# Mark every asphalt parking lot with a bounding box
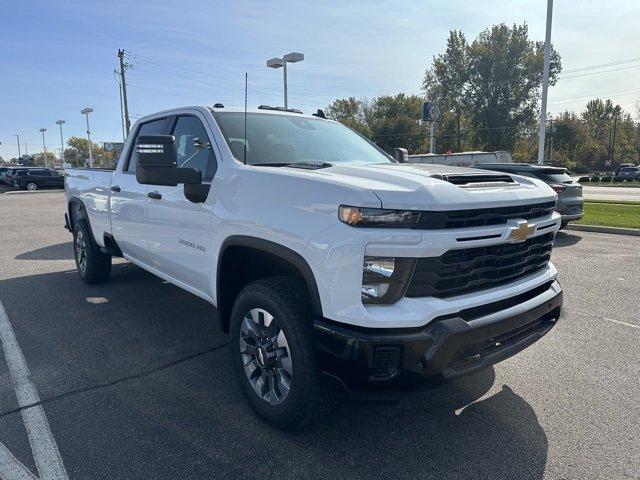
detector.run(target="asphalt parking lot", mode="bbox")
[0,190,638,480]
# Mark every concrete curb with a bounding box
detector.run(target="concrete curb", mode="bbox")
[566,224,640,237]
[3,189,64,195]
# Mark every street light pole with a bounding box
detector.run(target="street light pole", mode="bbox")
[81,107,94,167]
[537,0,554,165]
[267,52,304,109]
[16,134,21,159]
[39,128,47,168]
[55,120,66,166]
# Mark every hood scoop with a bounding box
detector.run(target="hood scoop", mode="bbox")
[430,173,516,188]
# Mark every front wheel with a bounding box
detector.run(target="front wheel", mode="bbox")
[73,219,111,284]
[230,277,332,429]
[26,182,38,191]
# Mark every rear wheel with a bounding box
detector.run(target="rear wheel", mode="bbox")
[230,277,332,429]
[26,182,38,191]
[73,219,111,284]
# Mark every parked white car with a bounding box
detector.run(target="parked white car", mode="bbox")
[65,105,563,428]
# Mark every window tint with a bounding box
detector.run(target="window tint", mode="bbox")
[30,169,50,176]
[532,170,572,183]
[171,116,216,180]
[126,118,166,173]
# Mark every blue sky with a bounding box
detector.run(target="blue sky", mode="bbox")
[1,0,639,159]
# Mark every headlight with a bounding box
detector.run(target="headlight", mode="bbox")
[362,256,416,304]
[339,205,420,228]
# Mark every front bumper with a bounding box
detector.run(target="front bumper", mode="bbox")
[315,281,562,396]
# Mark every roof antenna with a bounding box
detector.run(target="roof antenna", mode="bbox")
[243,72,248,165]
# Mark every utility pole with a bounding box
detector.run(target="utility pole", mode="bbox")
[39,128,47,168]
[56,120,66,166]
[537,0,554,165]
[118,49,131,136]
[16,134,21,159]
[611,116,618,168]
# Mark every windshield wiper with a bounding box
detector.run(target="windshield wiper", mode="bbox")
[252,161,333,170]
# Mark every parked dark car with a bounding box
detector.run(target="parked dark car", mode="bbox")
[12,168,64,190]
[4,167,38,185]
[475,163,584,228]
[615,163,637,176]
[617,166,640,179]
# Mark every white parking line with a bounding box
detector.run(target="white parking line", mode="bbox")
[568,309,640,330]
[0,300,68,480]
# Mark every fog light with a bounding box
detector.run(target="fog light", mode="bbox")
[362,256,415,304]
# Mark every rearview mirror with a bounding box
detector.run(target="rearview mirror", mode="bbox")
[135,135,202,186]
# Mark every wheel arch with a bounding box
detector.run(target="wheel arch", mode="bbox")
[67,197,87,230]
[216,236,323,332]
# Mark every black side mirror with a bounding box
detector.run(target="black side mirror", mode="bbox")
[136,135,202,186]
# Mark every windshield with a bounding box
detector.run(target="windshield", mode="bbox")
[213,112,392,166]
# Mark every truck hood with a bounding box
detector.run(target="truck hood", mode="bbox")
[281,162,557,210]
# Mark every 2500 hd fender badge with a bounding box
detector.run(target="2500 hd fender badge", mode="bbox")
[179,239,206,252]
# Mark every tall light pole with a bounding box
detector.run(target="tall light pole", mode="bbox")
[537,0,554,165]
[55,120,66,166]
[39,128,48,167]
[267,52,304,109]
[16,134,21,159]
[81,107,94,167]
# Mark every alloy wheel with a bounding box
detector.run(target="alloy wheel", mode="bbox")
[75,230,87,273]
[239,308,293,405]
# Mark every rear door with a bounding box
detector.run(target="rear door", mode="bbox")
[29,169,51,187]
[145,112,217,297]
[110,117,168,264]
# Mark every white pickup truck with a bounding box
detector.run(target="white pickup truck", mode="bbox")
[65,105,563,429]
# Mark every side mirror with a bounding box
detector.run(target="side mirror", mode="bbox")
[393,148,408,163]
[136,135,202,186]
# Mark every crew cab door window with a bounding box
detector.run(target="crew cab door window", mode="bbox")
[171,116,217,180]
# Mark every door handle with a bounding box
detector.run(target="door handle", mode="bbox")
[110,185,121,192]
[148,191,162,200]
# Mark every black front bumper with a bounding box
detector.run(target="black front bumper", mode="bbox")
[315,281,563,396]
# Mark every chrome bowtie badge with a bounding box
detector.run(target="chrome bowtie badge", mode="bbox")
[508,220,536,242]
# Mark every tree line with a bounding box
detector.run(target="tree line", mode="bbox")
[325,23,639,173]
[2,137,119,169]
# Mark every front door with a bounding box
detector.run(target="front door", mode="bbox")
[110,117,167,263]
[145,113,217,298]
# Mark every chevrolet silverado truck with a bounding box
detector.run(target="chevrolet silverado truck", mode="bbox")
[65,105,563,429]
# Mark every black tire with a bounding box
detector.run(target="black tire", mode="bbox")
[230,277,332,429]
[26,182,38,191]
[560,221,569,230]
[73,218,111,284]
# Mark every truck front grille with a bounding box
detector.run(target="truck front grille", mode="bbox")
[415,201,556,230]
[405,232,554,298]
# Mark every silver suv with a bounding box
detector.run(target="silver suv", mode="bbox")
[475,163,583,228]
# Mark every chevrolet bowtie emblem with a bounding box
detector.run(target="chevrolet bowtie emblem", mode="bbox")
[508,221,536,242]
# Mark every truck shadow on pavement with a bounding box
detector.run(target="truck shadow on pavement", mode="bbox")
[15,241,75,260]
[553,231,582,248]
[0,262,548,480]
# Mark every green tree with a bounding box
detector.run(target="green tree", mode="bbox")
[325,97,371,137]
[326,94,428,154]
[64,137,115,168]
[423,23,562,152]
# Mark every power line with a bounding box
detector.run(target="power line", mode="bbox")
[559,63,640,80]
[562,56,640,74]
